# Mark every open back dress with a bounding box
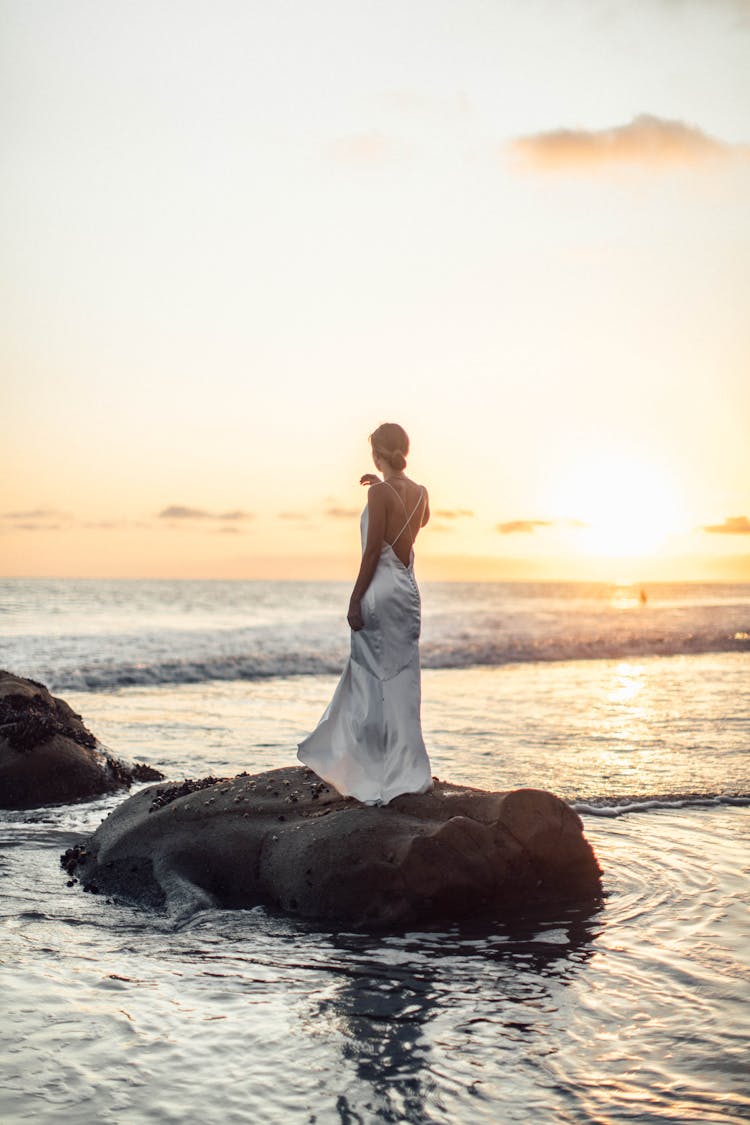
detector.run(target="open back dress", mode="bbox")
[297,485,433,805]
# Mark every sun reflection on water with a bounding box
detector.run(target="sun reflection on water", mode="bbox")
[594,662,656,783]
[607,662,646,706]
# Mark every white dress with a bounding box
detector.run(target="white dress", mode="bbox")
[298,488,433,805]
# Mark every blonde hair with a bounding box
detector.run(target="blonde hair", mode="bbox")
[369,423,409,471]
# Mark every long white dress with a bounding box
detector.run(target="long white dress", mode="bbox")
[297,490,433,805]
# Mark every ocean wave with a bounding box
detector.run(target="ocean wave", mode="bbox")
[38,628,750,691]
[46,652,346,692]
[421,628,750,669]
[571,792,750,817]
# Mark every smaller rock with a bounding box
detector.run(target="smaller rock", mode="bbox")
[0,671,164,809]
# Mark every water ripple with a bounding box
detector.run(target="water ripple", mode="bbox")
[4,809,745,1122]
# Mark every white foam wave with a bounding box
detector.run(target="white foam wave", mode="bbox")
[571,793,750,817]
[39,628,749,692]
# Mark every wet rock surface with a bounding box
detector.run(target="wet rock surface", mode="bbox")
[0,671,163,809]
[62,765,602,928]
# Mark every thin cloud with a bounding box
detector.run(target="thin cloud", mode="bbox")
[1,507,73,532]
[2,507,66,520]
[8,521,62,531]
[325,506,359,519]
[158,505,253,522]
[434,509,475,519]
[81,519,152,531]
[329,131,399,166]
[2,512,148,533]
[158,505,213,520]
[496,518,588,534]
[703,515,750,535]
[509,114,747,171]
[497,519,553,534]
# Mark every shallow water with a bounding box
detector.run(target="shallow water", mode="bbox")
[1,807,748,1124]
[56,652,750,803]
[1,580,749,1122]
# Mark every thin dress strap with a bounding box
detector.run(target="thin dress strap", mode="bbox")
[382,483,424,548]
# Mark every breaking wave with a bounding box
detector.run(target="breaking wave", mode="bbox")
[571,791,750,817]
[33,626,750,692]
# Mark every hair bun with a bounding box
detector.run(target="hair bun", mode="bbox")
[369,423,410,472]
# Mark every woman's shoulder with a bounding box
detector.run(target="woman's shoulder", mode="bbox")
[402,479,429,518]
[366,480,389,506]
[370,477,428,502]
[400,478,428,500]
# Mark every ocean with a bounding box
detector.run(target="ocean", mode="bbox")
[1,578,749,1123]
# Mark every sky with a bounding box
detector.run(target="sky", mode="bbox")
[2,0,749,581]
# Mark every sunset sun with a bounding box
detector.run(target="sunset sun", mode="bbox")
[557,457,681,558]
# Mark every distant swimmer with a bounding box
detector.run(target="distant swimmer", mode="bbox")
[639,588,648,606]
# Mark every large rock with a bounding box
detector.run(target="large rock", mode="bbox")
[61,765,602,927]
[0,671,163,809]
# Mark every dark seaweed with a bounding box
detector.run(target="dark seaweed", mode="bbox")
[0,692,97,753]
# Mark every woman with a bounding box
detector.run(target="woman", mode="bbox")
[298,423,433,805]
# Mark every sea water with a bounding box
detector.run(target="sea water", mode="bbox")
[1,579,749,1123]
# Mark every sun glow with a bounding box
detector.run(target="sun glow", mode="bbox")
[555,457,682,558]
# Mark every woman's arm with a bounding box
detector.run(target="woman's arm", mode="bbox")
[347,485,387,631]
[421,488,430,528]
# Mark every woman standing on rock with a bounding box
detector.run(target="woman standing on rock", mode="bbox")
[298,423,433,805]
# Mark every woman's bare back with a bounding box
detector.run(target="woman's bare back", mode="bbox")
[376,478,429,566]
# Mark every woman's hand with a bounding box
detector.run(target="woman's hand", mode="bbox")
[347,598,364,631]
[359,473,380,487]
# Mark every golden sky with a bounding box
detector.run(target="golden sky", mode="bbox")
[2,0,749,581]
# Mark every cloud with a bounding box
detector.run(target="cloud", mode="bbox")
[158,505,253,522]
[1,511,149,533]
[509,114,747,171]
[8,521,63,531]
[77,519,152,531]
[1,507,74,532]
[278,511,309,521]
[496,518,588,534]
[158,505,212,519]
[329,131,399,166]
[434,509,475,519]
[4,505,263,535]
[325,506,359,519]
[703,515,750,535]
[497,519,553,534]
[2,507,66,520]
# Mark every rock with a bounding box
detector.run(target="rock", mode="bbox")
[0,671,164,809]
[62,765,602,928]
